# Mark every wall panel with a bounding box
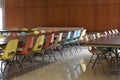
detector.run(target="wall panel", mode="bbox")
[6,8,25,29]
[47,0,64,6]
[70,0,94,5]
[46,7,64,26]
[94,5,110,31]
[6,0,24,8]
[24,0,46,7]
[109,5,120,29]
[5,0,120,31]
[83,6,95,31]
[25,8,46,28]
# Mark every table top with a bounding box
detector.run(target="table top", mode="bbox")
[0,30,71,45]
[0,30,33,33]
[81,34,120,48]
[0,35,31,45]
[0,28,84,46]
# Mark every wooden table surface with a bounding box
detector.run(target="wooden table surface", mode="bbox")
[81,33,120,48]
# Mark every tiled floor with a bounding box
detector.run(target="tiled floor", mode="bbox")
[1,47,120,80]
